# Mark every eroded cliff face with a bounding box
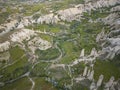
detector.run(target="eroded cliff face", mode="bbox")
[96,8,120,60]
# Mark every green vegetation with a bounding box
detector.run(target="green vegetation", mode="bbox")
[69,20,105,54]
[94,60,120,82]
[48,66,71,89]
[0,56,29,82]
[55,77,71,89]
[39,33,53,42]
[33,77,57,90]
[30,62,49,77]
[0,12,9,24]
[83,9,109,20]
[72,79,90,90]
[36,47,60,60]
[0,5,19,24]
[0,77,32,90]
[48,67,70,80]
[71,62,86,77]
[9,46,25,61]
[59,41,80,64]
[50,0,84,11]
[23,3,48,16]
[112,54,120,66]
[26,23,65,34]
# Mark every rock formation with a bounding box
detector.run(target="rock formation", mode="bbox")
[96,75,104,88]
[0,41,10,52]
[10,29,36,42]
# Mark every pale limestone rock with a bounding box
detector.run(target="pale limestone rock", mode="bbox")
[28,37,52,53]
[108,29,120,37]
[37,13,59,24]
[87,69,91,77]
[89,48,98,57]
[57,8,82,22]
[1,8,7,12]
[22,18,31,26]
[102,13,119,26]
[17,22,24,29]
[17,18,31,29]
[97,75,104,87]
[0,20,18,35]
[0,41,10,52]
[83,66,88,77]
[110,85,116,90]
[90,81,96,90]
[111,6,120,12]
[80,49,85,57]
[0,51,10,61]
[105,76,115,89]
[105,46,120,59]
[88,70,94,80]
[96,30,105,42]
[10,29,36,42]
[108,38,120,46]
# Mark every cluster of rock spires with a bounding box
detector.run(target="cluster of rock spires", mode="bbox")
[0,0,119,36]
[10,29,35,42]
[72,47,120,90]
[72,48,98,66]
[0,29,52,54]
[36,0,120,23]
[96,9,120,60]
[0,0,119,56]
[48,47,120,90]
[79,66,120,90]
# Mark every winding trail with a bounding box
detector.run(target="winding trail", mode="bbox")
[1,54,26,70]
[28,76,35,90]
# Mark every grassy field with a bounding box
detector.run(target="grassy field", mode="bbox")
[48,66,71,89]
[0,77,32,90]
[0,12,10,24]
[36,47,60,60]
[33,77,57,90]
[94,60,120,82]
[69,20,104,54]
[0,56,29,82]
[59,41,80,64]
[26,23,65,34]
[39,33,53,42]
[9,46,25,61]
[23,3,49,16]
[71,62,86,77]
[50,0,84,11]
[30,62,49,77]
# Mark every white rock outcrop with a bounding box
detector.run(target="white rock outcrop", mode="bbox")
[105,76,115,89]
[88,70,94,81]
[0,20,19,36]
[96,75,104,88]
[80,49,85,57]
[0,51,10,62]
[10,29,36,42]
[0,41,10,52]
[28,37,52,53]
[83,66,88,77]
